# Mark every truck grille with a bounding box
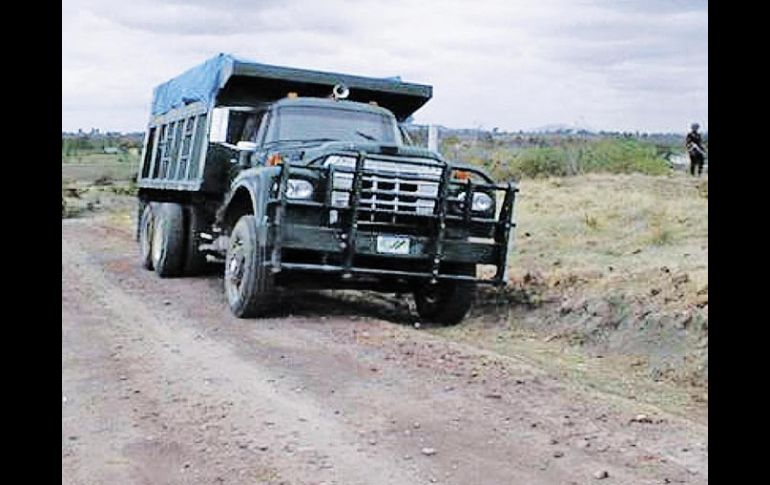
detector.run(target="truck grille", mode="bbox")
[330,159,442,216]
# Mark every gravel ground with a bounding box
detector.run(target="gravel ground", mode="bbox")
[62,215,707,484]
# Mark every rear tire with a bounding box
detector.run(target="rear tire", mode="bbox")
[413,264,476,326]
[152,203,185,277]
[224,215,275,318]
[138,203,155,270]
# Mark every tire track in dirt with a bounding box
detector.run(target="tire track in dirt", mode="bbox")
[62,216,707,484]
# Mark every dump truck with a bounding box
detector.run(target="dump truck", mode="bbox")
[137,53,517,324]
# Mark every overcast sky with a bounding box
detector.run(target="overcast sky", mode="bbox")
[62,0,707,133]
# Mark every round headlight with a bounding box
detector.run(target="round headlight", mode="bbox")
[471,192,494,212]
[457,191,494,212]
[286,179,314,199]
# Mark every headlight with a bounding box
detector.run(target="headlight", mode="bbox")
[471,192,494,212]
[286,179,314,199]
[457,192,494,212]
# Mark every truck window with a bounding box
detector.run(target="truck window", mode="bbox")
[226,111,248,144]
[265,106,400,145]
[211,108,267,145]
[398,125,415,146]
[238,111,265,143]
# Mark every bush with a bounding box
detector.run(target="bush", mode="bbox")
[453,138,670,181]
[512,147,571,178]
[579,139,668,176]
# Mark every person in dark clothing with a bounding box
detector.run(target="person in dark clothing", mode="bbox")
[685,123,706,176]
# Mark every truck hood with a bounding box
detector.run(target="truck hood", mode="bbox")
[270,140,445,166]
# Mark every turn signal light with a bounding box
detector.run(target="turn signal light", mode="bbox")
[267,153,283,166]
[453,170,470,181]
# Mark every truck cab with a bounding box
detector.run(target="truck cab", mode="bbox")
[137,54,517,324]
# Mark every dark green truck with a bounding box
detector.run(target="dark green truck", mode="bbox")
[137,54,517,324]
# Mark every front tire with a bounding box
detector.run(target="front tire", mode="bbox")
[413,265,476,326]
[224,215,275,318]
[152,203,185,277]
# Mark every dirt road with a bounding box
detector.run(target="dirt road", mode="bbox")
[62,215,707,485]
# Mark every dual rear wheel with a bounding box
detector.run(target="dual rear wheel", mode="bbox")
[138,202,208,277]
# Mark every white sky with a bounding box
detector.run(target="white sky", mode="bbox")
[62,0,708,133]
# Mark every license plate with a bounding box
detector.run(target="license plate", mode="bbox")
[376,235,410,255]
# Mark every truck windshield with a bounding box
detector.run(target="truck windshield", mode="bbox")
[265,106,400,145]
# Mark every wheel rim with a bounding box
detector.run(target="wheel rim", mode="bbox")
[225,235,246,303]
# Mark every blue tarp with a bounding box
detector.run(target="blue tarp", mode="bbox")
[150,53,432,120]
[151,53,234,116]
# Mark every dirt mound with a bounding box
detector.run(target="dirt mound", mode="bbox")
[467,173,709,391]
[472,268,708,390]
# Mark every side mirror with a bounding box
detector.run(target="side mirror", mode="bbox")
[209,108,229,143]
[236,141,257,167]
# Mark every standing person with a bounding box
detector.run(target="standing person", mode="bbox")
[685,123,706,176]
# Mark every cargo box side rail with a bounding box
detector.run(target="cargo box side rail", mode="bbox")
[265,151,517,285]
[138,102,211,192]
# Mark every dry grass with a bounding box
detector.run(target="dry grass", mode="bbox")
[62,153,138,184]
[509,172,708,308]
[62,163,137,184]
[432,172,709,413]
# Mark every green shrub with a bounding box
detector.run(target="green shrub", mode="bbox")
[512,147,571,178]
[452,138,670,181]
